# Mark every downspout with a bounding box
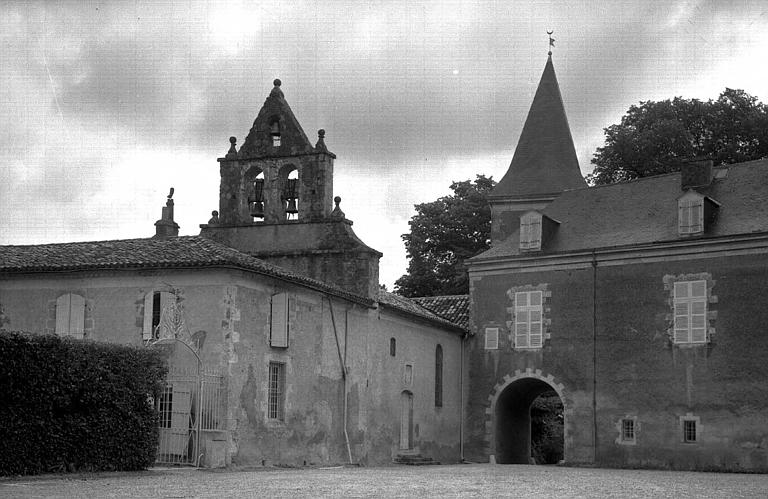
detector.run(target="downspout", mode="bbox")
[591,250,598,464]
[460,331,467,462]
[328,297,353,464]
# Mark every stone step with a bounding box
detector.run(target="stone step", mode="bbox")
[393,454,439,466]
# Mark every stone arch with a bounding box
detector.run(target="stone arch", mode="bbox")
[484,368,570,464]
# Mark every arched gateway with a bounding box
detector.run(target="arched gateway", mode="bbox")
[486,369,568,464]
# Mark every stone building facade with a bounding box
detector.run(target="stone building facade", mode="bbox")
[465,54,768,472]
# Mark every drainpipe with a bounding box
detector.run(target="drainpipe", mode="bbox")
[459,332,464,461]
[591,250,598,464]
[328,297,353,464]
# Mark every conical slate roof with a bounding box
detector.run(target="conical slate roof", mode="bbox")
[491,55,586,199]
[238,79,317,159]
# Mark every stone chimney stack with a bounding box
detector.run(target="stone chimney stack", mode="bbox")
[681,158,714,190]
[154,187,180,239]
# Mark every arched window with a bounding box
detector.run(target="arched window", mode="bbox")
[435,344,443,407]
[390,337,396,356]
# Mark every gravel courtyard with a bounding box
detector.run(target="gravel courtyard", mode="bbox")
[2,464,767,498]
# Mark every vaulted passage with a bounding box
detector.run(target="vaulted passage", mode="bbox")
[495,378,563,464]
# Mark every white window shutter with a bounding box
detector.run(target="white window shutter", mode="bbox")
[143,292,154,340]
[69,294,85,339]
[484,327,499,349]
[271,293,289,347]
[55,294,72,336]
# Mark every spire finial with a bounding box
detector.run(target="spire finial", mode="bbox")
[547,30,555,56]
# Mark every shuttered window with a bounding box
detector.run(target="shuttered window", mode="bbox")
[270,293,289,348]
[484,327,499,350]
[143,291,175,341]
[520,213,542,250]
[678,198,704,234]
[515,291,543,349]
[673,280,707,344]
[55,293,85,338]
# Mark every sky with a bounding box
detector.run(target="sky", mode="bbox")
[1,0,767,289]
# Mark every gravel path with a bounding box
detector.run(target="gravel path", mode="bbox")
[2,464,767,498]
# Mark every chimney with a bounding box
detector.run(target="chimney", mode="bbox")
[154,187,180,238]
[681,158,714,190]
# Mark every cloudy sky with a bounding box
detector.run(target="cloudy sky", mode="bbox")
[2,1,767,288]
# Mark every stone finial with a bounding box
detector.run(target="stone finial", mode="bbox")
[330,196,345,220]
[208,210,220,225]
[270,78,284,97]
[315,129,328,152]
[226,136,238,158]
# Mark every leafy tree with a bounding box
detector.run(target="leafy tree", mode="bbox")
[587,88,768,185]
[395,175,495,297]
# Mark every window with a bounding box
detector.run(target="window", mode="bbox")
[55,293,85,338]
[514,291,543,349]
[270,293,289,348]
[268,362,286,421]
[673,280,707,344]
[678,194,704,235]
[621,418,636,444]
[484,327,499,350]
[683,419,697,443]
[390,337,396,356]
[143,291,175,341]
[435,345,443,408]
[403,364,413,386]
[520,212,542,251]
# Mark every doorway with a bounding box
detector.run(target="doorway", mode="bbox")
[494,377,564,464]
[399,391,413,450]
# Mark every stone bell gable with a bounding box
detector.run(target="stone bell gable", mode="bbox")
[201,79,381,299]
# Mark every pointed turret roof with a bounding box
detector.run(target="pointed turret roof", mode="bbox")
[491,55,586,199]
[238,79,319,159]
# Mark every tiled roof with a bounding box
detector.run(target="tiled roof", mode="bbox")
[490,55,586,200]
[378,291,468,333]
[411,295,470,330]
[0,236,372,306]
[475,159,768,260]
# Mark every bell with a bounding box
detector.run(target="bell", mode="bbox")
[286,198,298,215]
[249,201,264,218]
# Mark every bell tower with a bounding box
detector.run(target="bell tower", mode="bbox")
[200,79,381,299]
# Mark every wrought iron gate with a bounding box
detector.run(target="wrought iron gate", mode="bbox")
[155,367,225,466]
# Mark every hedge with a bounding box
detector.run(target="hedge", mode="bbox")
[0,330,167,476]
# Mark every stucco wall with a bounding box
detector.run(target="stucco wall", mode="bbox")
[0,268,464,467]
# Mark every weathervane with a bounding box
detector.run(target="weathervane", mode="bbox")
[547,30,555,55]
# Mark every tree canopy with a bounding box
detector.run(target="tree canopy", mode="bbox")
[394,175,495,298]
[587,88,768,185]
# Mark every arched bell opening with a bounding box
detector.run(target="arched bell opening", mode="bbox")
[279,165,300,220]
[245,167,265,222]
[494,377,564,464]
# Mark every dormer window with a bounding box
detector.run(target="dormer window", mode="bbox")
[678,190,720,236]
[678,192,703,235]
[520,212,542,251]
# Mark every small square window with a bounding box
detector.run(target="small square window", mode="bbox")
[683,419,697,443]
[272,135,281,147]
